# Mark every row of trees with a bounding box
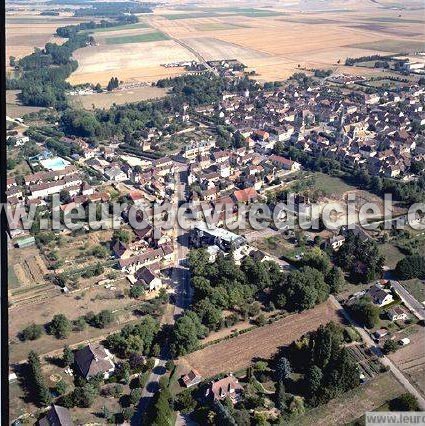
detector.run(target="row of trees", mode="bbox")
[20,310,115,342]
[56,15,139,38]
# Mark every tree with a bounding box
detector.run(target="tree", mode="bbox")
[129,388,142,405]
[130,285,145,299]
[275,267,330,312]
[121,406,134,421]
[27,351,52,406]
[112,229,130,243]
[171,311,207,356]
[325,266,345,294]
[301,248,332,275]
[288,395,305,416]
[9,55,16,67]
[56,379,68,395]
[383,339,399,354]
[21,323,43,341]
[62,345,74,367]
[276,356,292,382]
[395,255,425,280]
[390,393,420,411]
[115,362,131,384]
[350,297,380,328]
[92,310,114,328]
[370,176,383,194]
[305,365,323,399]
[72,383,99,408]
[194,298,222,329]
[47,314,72,339]
[73,317,86,332]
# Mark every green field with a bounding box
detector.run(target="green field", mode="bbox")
[104,31,169,44]
[312,172,357,196]
[379,243,404,269]
[86,22,150,33]
[401,279,425,303]
[163,12,216,20]
[346,39,425,53]
[364,17,424,23]
[163,7,284,20]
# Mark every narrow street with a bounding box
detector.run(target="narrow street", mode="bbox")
[133,166,191,424]
[329,295,425,410]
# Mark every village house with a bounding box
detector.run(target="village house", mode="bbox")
[135,265,162,291]
[366,284,394,307]
[38,404,73,426]
[181,369,202,388]
[74,344,115,380]
[205,375,244,404]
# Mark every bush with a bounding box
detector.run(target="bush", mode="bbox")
[130,285,145,299]
[390,393,420,411]
[383,339,399,354]
[349,298,380,328]
[47,314,72,339]
[21,323,43,341]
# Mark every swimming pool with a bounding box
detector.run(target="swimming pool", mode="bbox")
[40,157,71,171]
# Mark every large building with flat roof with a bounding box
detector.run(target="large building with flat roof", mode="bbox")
[191,222,247,252]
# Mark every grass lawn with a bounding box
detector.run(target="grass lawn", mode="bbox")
[400,279,425,303]
[86,22,149,33]
[254,235,302,261]
[379,243,404,269]
[104,31,169,44]
[311,172,357,196]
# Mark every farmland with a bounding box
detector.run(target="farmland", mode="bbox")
[62,1,425,85]
[5,14,86,65]
[69,85,169,109]
[180,299,344,378]
[104,31,169,45]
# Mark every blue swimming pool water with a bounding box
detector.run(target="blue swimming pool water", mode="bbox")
[40,157,70,171]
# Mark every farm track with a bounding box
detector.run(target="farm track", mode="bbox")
[148,19,219,76]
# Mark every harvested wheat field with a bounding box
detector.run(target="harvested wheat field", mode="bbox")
[68,39,197,85]
[70,85,169,109]
[180,299,345,378]
[5,14,87,64]
[67,1,425,84]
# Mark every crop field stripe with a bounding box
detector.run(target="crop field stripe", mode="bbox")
[85,22,150,33]
[104,31,170,45]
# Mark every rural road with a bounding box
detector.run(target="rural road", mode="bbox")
[390,280,425,321]
[133,168,191,423]
[329,295,425,410]
[148,19,219,77]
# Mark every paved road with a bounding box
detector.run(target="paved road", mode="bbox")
[391,280,425,321]
[329,295,425,410]
[133,169,191,424]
